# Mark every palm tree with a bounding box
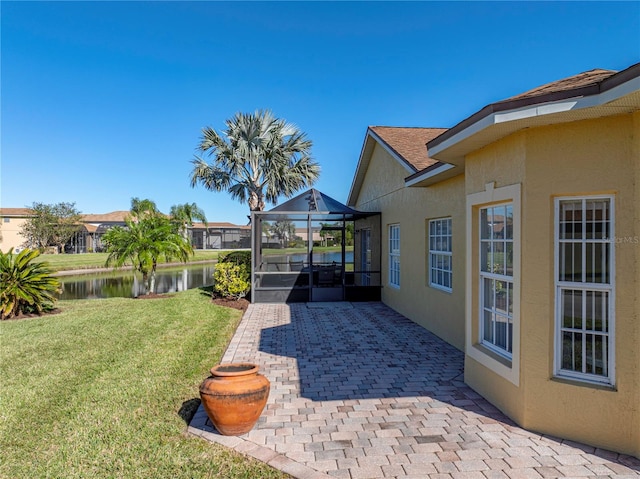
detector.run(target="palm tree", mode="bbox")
[190,110,321,212]
[102,215,193,295]
[270,220,295,248]
[169,202,207,241]
[130,197,159,219]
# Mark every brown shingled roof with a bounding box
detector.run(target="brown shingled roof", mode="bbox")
[0,208,33,216]
[504,68,618,102]
[81,211,131,223]
[369,126,447,172]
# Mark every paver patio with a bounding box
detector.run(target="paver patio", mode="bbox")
[188,302,640,479]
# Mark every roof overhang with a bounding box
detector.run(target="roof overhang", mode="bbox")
[427,63,640,165]
[405,162,460,187]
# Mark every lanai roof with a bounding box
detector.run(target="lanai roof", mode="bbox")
[258,188,375,221]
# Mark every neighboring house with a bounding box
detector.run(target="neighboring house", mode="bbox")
[0,208,32,252]
[0,209,250,253]
[347,63,640,457]
[78,211,131,252]
[190,222,251,250]
[294,226,331,245]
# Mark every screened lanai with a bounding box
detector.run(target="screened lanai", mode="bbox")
[251,189,381,303]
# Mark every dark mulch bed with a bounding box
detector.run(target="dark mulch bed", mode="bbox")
[211,294,250,312]
[134,290,249,312]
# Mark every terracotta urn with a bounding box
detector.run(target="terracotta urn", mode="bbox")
[199,363,270,436]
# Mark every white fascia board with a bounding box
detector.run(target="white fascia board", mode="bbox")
[405,163,457,187]
[428,113,496,159]
[430,76,640,159]
[494,100,579,123]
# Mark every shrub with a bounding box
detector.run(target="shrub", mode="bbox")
[213,262,250,300]
[218,250,251,269]
[0,248,61,319]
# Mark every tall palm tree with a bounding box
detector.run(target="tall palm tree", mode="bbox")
[190,110,321,212]
[102,215,193,295]
[169,202,207,241]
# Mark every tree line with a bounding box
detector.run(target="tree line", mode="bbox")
[17,200,207,255]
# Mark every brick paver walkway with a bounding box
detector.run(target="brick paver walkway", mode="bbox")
[188,302,640,479]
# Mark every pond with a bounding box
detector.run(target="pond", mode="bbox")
[263,250,354,265]
[57,263,217,300]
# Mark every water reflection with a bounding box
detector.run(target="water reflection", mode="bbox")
[57,263,217,300]
[263,251,354,264]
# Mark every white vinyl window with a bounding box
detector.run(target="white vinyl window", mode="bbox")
[479,203,514,358]
[555,196,614,385]
[388,224,400,288]
[429,218,452,292]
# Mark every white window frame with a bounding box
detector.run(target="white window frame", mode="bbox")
[554,195,615,386]
[388,224,400,288]
[429,217,453,292]
[466,182,521,386]
[479,203,514,359]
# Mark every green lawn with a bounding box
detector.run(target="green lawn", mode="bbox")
[34,250,228,272]
[0,289,289,479]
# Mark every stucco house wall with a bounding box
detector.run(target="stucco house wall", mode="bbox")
[463,114,639,455]
[349,63,639,456]
[0,209,31,253]
[522,114,638,454]
[353,140,467,351]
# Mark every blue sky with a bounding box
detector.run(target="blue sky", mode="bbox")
[2,1,639,225]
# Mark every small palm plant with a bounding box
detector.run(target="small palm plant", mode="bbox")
[0,248,61,319]
[102,214,193,295]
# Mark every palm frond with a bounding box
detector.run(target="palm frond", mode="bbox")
[191,109,320,211]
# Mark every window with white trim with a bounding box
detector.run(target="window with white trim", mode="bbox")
[479,203,514,358]
[429,218,452,292]
[388,224,400,288]
[555,196,614,385]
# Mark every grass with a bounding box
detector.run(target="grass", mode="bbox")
[0,289,290,479]
[34,250,228,272]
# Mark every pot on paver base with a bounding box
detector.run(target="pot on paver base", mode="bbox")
[199,363,270,436]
